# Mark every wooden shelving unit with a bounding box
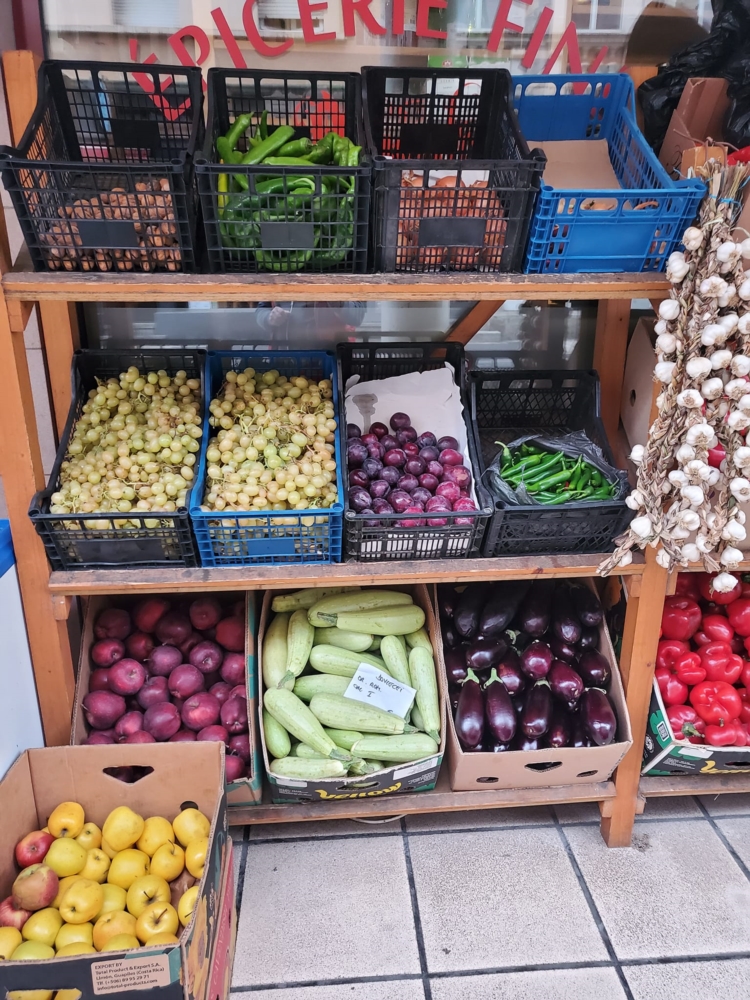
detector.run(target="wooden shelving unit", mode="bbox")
[1,49,722,850]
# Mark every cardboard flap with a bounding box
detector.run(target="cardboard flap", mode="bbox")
[535,140,619,191]
[658,78,730,176]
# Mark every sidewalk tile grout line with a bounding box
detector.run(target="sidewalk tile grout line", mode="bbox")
[230,973,425,993]
[401,817,434,1000]
[552,815,636,1000]
[694,798,750,884]
[235,824,250,917]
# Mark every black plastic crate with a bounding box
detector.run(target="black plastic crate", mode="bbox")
[0,60,203,273]
[30,350,205,571]
[337,343,492,561]
[197,68,370,274]
[361,67,544,273]
[469,369,630,557]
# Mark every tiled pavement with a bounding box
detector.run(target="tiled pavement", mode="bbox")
[229,793,750,999]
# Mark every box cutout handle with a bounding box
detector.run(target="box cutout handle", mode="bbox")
[719,759,750,768]
[576,769,599,778]
[335,780,379,791]
[475,776,499,784]
[103,765,154,783]
[180,799,200,811]
[524,761,563,772]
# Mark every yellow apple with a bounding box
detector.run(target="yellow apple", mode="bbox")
[97,883,127,918]
[80,848,110,884]
[76,823,102,851]
[107,849,149,890]
[55,990,84,1000]
[55,921,93,950]
[93,910,137,951]
[177,886,199,927]
[59,879,103,924]
[102,807,144,853]
[135,902,178,944]
[47,802,85,840]
[101,933,140,952]
[126,876,171,918]
[101,838,117,860]
[150,842,185,883]
[136,817,174,858]
[45,839,87,878]
[56,942,96,957]
[52,875,84,909]
[185,838,208,880]
[172,808,210,848]
[10,940,55,960]
[144,932,179,946]
[8,992,53,1000]
[0,926,22,959]
[21,908,63,948]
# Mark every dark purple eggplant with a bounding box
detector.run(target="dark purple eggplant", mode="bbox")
[496,650,526,697]
[483,667,516,744]
[550,636,578,664]
[444,645,469,684]
[517,580,555,637]
[478,581,531,637]
[578,650,611,688]
[455,668,485,749]
[454,585,485,639]
[466,740,490,753]
[512,732,540,752]
[577,627,599,650]
[509,630,531,653]
[520,640,553,680]
[466,636,508,674]
[521,680,552,738]
[552,586,582,645]
[437,585,460,623]
[571,585,604,627]
[513,697,524,716]
[580,688,617,746]
[546,706,572,748]
[548,660,584,710]
[442,621,459,648]
[449,684,461,711]
[570,714,591,748]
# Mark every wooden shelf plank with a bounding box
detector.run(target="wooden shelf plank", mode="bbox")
[48,551,643,596]
[227,773,617,826]
[641,774,750,798]
[4,261,669,304]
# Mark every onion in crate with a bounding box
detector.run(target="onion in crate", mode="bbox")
[350,487,372,512]
[383,448,406,468]
[453,497,477,511]
[381,435,399,451]
[403,442,419,458]
[427,460,444,479]
[443,465,472,488]
[94,608,131,641]
[411,487,433,506]
[372,498,394,514]
[367,443,385,460]
[91,639,125,668]
[426,496,451,512]
[398,507,426,528]
[349,470,370,489]
[389,490,412,513]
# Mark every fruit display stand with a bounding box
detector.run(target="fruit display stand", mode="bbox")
[1,50,748,849]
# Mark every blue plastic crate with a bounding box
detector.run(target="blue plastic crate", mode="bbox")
[191,351,344,566]
[513,74,705,274]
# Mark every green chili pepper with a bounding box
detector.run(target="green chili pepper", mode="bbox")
[540,491,575,505]
[590,486,614,500]
[347,144,362,167]
[261,156,314,166]
[241,125,296,166]
[529,467,574,491]
[224,113,254,151]
[278,137,313,157]
[259,110,268,141]
[307,143,333,164]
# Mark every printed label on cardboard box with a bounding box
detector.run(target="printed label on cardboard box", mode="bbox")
[92,954,172,994]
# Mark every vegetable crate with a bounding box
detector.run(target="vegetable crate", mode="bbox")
[197,69,370,274]
[258,585,447,804]
[29,350,204,571]
[191,351,344,567]
[469,369,630,557]
[337,342,493,561]
[513,74,705,273]
[0,60,203,273]
[361,67,544,273]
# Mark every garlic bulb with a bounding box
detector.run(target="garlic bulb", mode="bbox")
[670,526,691,540]
[724,378,749,400]
[686,423,717,447]
[710,349,733,369]
[738,393,750,413]
[706,468,721,486]
[630,516,653,539]
[676,389,703,408]
[686,357,712,379]
[739,314,750,336]
[735,446,750,468]
[675,444,696,463]
[655,361,677,383]
[668,261,690,283]
[681,484,705,506]
[668,251,686,267]
[731,355,750,377]
[681,543,701,562]
[654,319,668,337]
[719,286,738,308]
[701,323,727,345]
[629,444,645,465]
[723,520,747,542]
[720,313,739,333]
[700,377,724,400]
[625,490,644,510]
[739,510,747,525]
[676,509,700,531]
[668,470,688,487]
[741,239,750,259]
[731,478,750,502]
[658,299,680,322]
[727,411,750,431]
[683,227,703,250]
[656,548,672,568]
[721,546,744,569]
[738,279,750,300]
[656,333,678,354]
[701,276,729,298]
[696,533,712,553]
[685,460,711,481]
[717,240,739,263]
[616,550,633,568]
[712,571,740,591]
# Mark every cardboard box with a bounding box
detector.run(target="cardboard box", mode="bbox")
[620,317,655,453]
[533,140,619,193]
[642,680,750,775]
[258,586,447,803]
[70,594,262,808]
[441,581,633,790]
[204,841,237,1000]
[0,743,228,1000]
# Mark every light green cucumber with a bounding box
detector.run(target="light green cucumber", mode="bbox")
[270,757,347,779]
[263,708,292,759]
[293,673,350,702]
[350,733,439,763]
[314,626,373,653]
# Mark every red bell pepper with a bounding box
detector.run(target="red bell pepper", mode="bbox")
[740,580,750,599]
[661,595,702,641]
[674,651,706,685]
[689,680,742,725]
[675,574,702,602]
[738,688,750,725]
[698,641,744,684]
[705,720,747,747]
[698,573,743,605]
[656,638,691,671]
[655,666,689,706]
[731,634,746,655]
[728,598,750,637]
[699,615,735,644]
[666,704,706,743]
[741,661,750,690]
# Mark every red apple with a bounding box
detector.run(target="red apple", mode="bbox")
[12,864,59,911]
[215,617,244,652]
[0,895,31,930]
[224,754,246,781]
[15,831,54,869]
[108,658,147,696]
